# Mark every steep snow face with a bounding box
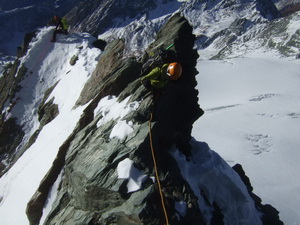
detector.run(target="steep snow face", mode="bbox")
[8,27,100,151]
[0,27,101,225]
[171,140,263,225]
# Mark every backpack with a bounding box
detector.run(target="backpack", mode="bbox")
[140,48,178,77]
[61,18,69,30]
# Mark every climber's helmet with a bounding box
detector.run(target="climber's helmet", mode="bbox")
[167,62,182,80]
[54,16,59,21]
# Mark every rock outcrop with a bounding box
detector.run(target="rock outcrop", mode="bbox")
[0,60,27,176]
[26,13,283,225]
[233,164,283,225]
[280,2,300,16]
[0,33,59,177]
[26,13,204,225]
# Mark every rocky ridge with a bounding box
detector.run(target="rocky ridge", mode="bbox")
[0,0,296,224]
[23,14,283,225]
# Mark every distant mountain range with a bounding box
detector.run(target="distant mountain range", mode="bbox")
[1,0,300,56]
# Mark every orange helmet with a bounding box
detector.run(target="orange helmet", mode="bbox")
[167,62,182,80]
[53,16,59,21]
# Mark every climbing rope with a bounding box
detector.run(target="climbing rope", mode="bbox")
[148,112,170,225]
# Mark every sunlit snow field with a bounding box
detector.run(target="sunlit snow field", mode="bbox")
[193,55,300,225]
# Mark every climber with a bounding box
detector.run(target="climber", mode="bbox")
[141,62,182,100]
[51,16,69,42]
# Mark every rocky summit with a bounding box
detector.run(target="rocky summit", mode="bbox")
[22,14,283,225]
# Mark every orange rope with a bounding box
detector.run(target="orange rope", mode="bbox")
[148,112,170,225]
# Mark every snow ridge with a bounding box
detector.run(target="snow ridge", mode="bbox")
[0,28,101,225]
[0,0,300,224]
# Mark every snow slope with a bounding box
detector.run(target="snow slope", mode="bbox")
[193,54,300,225]
[0,27,101,225]
[171,140,263,225]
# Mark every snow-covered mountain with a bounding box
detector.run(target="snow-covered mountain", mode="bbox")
[0,0,300,224]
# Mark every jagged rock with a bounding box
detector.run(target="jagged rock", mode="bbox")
[210,202,224,225]
[27,13,204,225]
[17,32,36,58]
[0,28,59,176]
[76,39,142,106]
[145,13,204,157]
[69,55,79,66]
[15,82,60,157]
[229,18,253,36]
[256,0,281,19]
[0,1,294,224]
[0,60,28,176]
[0,81,60,177]
[0,117,24,176]
[26,191,45,225]
[92,39,107,51]
[0,60,21,110]
[38,82,59,127]
[26,13,283,225]
[38,97,59,127]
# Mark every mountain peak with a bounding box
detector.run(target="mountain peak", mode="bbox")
[20,13,282,225]
[0,0,298,224]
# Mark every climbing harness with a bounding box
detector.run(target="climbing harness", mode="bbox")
[148,112,170,225]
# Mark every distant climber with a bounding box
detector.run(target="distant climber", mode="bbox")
[51,16,69,42]
[141,62,182,100]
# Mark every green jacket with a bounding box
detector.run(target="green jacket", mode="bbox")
[141,64,169,89]
[61,18,69,30]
